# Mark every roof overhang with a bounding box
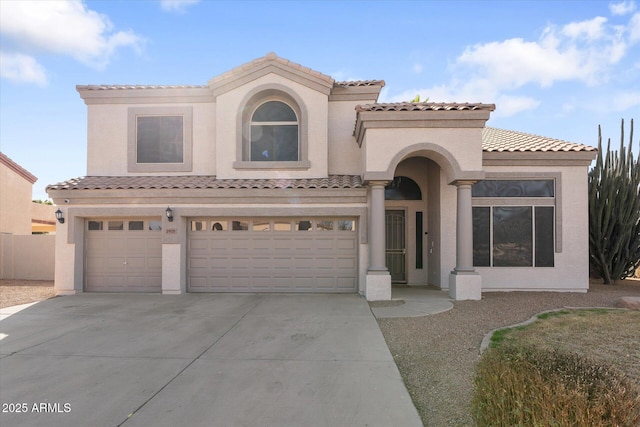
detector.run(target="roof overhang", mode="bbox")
[76,86,214,105]
[483,150,597,166]
[355,108,493,147]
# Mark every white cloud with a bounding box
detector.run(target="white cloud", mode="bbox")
[612,91,640,110]
[610,1,636,15]
[412,63,423,74]
[160,0,200,13]
[0,1,143,71]
[629,13,640,42]
[0,52,47,86]
[386,11,639,117]
[493,95,541,117]
[561,16,607,41]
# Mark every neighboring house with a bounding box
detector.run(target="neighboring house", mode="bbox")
[0,152,57,235]
[46,53,597,300]
[1,152,56,280]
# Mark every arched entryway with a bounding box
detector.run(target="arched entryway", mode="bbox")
[364,143,485,301]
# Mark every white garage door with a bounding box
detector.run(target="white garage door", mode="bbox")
[85,219,162,292]
[188,218,357,293]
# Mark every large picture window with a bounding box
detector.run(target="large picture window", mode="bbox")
[472,179,556,267]
[250,101,299,161]
[128,107,192,172]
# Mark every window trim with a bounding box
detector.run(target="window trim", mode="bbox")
[128,106,193,172]
[234,85,310,170]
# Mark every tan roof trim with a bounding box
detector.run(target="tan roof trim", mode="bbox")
[76,85,214,105]
[0,152,37,184]
[209,52,334,97]
[356,102,496,112]
[330,80,385,102]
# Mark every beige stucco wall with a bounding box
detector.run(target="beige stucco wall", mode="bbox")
[215,73,329,179]
[328,101,361,175]
[0,161,33,235]
[0,234,55,280]
[86,102,216,176]
[362,127,484,181]
[476,164,591,291]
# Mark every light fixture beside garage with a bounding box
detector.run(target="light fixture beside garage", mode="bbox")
[55,208,65,224]
[165,206,173,222]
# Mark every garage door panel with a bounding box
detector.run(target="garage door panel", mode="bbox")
[188,218,357,293]
[85,219,162,293]
[337,238,356,250]
[337,257,356,269]
[190,238,209,250]
[147,257,162,269]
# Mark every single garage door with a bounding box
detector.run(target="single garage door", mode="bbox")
[188,217,357,292]
[85,219,162,292]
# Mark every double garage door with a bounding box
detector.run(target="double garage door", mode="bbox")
[188,217,358,293]
[84,217,358,293]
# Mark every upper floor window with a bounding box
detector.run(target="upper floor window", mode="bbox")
[234,87,310,170]
[250,101,299,162]
[128,106,193,172]
[137,116,183,163]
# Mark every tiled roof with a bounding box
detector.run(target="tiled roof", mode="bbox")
[47,175,363,191]
[356,102,496,112]
[210,52,334,85]
[334,80,385,88]
[482,127,596,152]
[76,84,207,90]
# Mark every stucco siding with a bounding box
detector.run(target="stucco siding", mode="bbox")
[215,73,329,179]
[86,102,216,176]
[1,161,34,235]
[328,101,361,175]
[477,165,590,291]
[362,127,484,180]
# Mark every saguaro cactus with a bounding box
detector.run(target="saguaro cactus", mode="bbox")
[588,119,640,284]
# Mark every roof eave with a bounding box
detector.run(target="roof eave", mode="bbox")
[76,86,214,105]
[483,150,597,166]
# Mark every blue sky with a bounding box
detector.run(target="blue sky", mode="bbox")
[1,0,638,201]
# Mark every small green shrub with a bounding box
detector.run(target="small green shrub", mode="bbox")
[472,344,640,427]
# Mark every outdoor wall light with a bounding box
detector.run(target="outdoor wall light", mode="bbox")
[165,206,173,222]
[55,208,65,224]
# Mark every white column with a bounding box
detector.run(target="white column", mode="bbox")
[454,181,475,272]
[449,180,481,300]
[369,182,388,273]
[366,181,391,301]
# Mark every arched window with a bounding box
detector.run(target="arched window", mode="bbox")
[250,101,299,161]
[385,176,422,200]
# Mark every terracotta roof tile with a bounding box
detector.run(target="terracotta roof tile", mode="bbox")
[482,127,596,152]
[76,84,207,91]
[356,102,496,112]
[334,80,385,88]
[47,175,363,191]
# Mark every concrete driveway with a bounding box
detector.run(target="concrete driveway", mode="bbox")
[0,294,422,427]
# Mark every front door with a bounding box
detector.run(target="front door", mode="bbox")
[385,210,406,283]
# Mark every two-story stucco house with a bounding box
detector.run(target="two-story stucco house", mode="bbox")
[46,53,597,300]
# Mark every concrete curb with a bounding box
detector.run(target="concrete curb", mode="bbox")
[478,306,628,354]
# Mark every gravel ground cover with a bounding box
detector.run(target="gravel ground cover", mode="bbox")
[0,280,56,308]
[377,279,640,426]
